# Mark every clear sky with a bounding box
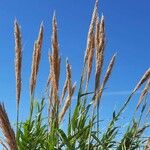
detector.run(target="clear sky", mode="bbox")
[0,0,150,133]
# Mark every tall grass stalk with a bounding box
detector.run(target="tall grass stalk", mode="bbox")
[0,0,150,149]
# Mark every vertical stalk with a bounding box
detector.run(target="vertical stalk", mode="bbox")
[29,93,34,122]
[16,104,19,143]
[97,101,100,138]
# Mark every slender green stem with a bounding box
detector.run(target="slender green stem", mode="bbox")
[77,63,86,105]
[97,101,100,138]
[116,93,134,118]
[138,95,148,127]
[29,93,34,122]
[16,104,19,142]
[88,104,96,150]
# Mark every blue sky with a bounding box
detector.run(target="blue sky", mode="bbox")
[0,0,150,135]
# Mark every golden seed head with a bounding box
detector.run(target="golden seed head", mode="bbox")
[103,54,116,86]
[0,103,17,150]
[51,13,60,91]
[61,59,71,103]
[87,32,95,83]
[48,13,61,119]
[94,54,116,107]
[133,68,150,93]
[95,15,105,93]
[59,59,75,122]
[30,23,44,96]
[136,79,150,110]
[84,0,98,64]
[71,82,76,97]
[14,20,22,108]
[59,82,76,122]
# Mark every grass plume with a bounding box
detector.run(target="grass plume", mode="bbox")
[14,20,22,108]
[0,103,17,150]
[30,23,44,97]
[0,0,150,149]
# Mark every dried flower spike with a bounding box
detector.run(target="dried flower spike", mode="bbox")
[14,20,22,108]
[136,79,150,110]
[94,54,116,107]
[0,103,17,150]
[133,68,150,93]
[59,82,76,122]
[95,15,105,93]
[61,59,71,102]
[84,0,98,64]
[30,23,44,96]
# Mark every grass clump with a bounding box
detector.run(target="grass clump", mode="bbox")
[0,0,150,149]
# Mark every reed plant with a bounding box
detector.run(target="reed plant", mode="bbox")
[0,0,150,149]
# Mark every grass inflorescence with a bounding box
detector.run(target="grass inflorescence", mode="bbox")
[0,0,150,149]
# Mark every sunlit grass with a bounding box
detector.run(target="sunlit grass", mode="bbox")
[0,0,150,149]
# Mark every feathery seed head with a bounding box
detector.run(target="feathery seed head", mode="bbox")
[30,23,44,96]
[95,15,105,93]
[133,68,150,93]
[14,20,22,108]
[87,32,95,83]
[59,82,76,122]
[51,13,60,90]
[136,79,150,110]
[84,0,98,63]
[94,54,116,107]
[0,103,17,150]
[103,54,116,86]
[61,59,71,102]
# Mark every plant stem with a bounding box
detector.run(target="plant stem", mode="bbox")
[16,104,19,142]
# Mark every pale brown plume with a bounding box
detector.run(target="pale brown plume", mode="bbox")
[84,0,98,64]
[30,23,44,96]
[94,54,116,107]
[59,82,76,122]
[48,13,61,122]
[14,20,22,108]
[86,32,95,84]
[136,79,150,110]
[51,13,60,91]
[133,68,150,93]
[45,53,52,94]
[59,60,76,122]
[49,14,61,107]
[0,103,17,150]
[61,59,71,103]
[95,15,105,93]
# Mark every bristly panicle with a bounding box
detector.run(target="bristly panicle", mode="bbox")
[30,23,44,96]
[84,0,98,63]
[136,79,150,110]
[94,54,116,107]
[0,103,17,150]
[49,14,61,107]
[61,59,71,103]
[45,53,52,93]
[95,15,105,93]
[59,61,76,122]
[51,13,60,102]
[48,13,61,124]
[86,31,95,85]
[133,68,150,93]
[14,20,22,108]
[51,13,60,91]
[83,0,98,86]
[66,60,72,97]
